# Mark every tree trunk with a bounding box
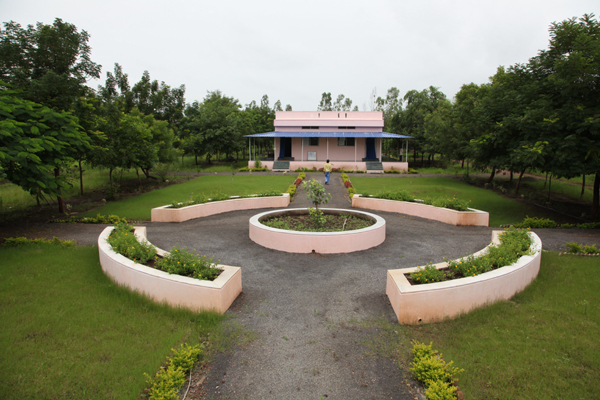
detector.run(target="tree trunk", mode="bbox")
[592,172,599,219]
[547,175,552,202]
[543,172,548,190]
[509,170,513,183]
[182,153,185,168]
[485,168,496,184]
[55,167,65,214]
[581,172,586,200]
[136,169,143,190]
[141,168,157,180]
[79,159,84,196]
[461,159,464,168]
[515,169,526,195]
[110,168,113,187]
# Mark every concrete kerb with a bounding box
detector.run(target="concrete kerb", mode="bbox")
[386,231,543,324]
[97,226,242,314]
[249,207,386,254]
[352,194,489,226]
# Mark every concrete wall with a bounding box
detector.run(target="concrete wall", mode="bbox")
[386,231,542,324]
[352,195,489,226]
[98,227,242,314]
[249,208,386,254]
[151,193,290,223]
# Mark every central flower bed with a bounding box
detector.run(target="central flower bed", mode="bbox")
[261,211,375,232]
[249,208,386,254]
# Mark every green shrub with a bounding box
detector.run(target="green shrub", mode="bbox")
[445,228,532,279]
[513,216,557,229]
[145,343,202,400]
[254,190,283,197]
[348,187,356,198]
[107,222,157,264]
[254,159,262,169]
[565,242,583,253]
[410,354,463,386]
[423,197,470,211]
[371,190,414,202]
[2,236,75,247]
[155,246,221,281]
[410,264,447,284]
[576,222,600,229]
[238,167,250,172]
[286,184,297,195]
[341,173,349,181]
[298,172,306,180]
[408,168,418,174]
[425,380,458,400]
[583,244,600,254]
[412,340,436,361]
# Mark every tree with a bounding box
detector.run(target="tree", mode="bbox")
[317,92,332,111]
[285,104,292,111]
[538,13,600,217]
[0,18,101,111]
[0,85,92,212]
[273,99,283,112]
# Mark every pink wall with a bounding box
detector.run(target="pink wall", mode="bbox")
[274,111,384,130]
[277,137,373,162]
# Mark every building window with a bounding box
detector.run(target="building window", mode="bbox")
[302,137,319,146]
[301,126,319,129]
[337,126,356,129]
[338,138,355,146]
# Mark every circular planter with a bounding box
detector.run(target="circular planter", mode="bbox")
[249,208,386,254]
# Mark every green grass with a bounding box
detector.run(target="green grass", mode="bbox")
[0,242,248,400]
[78,175,293,221]
[351,176,550,226]
[494,175,594,203]
[363,252,600,399]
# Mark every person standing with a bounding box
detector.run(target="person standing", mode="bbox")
[323,159,333,184]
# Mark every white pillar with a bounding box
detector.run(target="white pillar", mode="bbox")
[354,138,357,162]
[302,138,304,162]
[379,138,382,162]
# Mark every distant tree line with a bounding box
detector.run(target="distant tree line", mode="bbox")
[1,14,599,217]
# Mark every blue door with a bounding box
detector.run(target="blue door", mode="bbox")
[366,138,376,160]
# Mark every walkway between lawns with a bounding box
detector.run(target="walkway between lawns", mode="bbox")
[145,177,494,399]
[292,172,352,209]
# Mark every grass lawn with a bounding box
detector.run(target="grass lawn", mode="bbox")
[78,174,293,221]
[0,242,249,400]
[351,176,558,226]
[364,252,600,399]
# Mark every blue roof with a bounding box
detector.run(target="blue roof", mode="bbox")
[245,131,412,139]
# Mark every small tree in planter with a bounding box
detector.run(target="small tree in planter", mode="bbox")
[303,179,331,227]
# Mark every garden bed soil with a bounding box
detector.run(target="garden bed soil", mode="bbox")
[261,212,374,232]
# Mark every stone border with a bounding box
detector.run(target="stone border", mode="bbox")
[98,226,242,314]
[386,231,542,324]
[249,208,386,254]
[352,195,489,226]
[151,193,291,222]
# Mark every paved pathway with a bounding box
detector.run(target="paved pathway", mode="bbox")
[4,173,600,399]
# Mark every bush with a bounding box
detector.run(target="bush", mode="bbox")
[144,343,202,400]
[2,236,75,247]
[107,222,157,264]
[425,380,458,400]
[584,244,600,254]
[286,184,297,196]
[513,216,557,229]
[254,159,262,169]
[565,242,583,254]
[371,190,413,202]
[348,187,356,198]
[576,222,600,229]
[408,168,418,174]
[155,246,221,281]
[410,264,447,284]
[410,354,463,386]
[423,197,470,212]
[445,228,532,279]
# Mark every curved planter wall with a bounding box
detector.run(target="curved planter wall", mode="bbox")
[151,193,290,223]
[98,227,242,314]
[249,208,386,254]
[352,195,489,226]
[386,231,542,324]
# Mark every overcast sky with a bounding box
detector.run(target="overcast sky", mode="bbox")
[1,0,597,110]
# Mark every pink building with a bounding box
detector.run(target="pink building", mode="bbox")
[246,111,411,172]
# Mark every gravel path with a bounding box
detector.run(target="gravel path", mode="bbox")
[4,173,599,399]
